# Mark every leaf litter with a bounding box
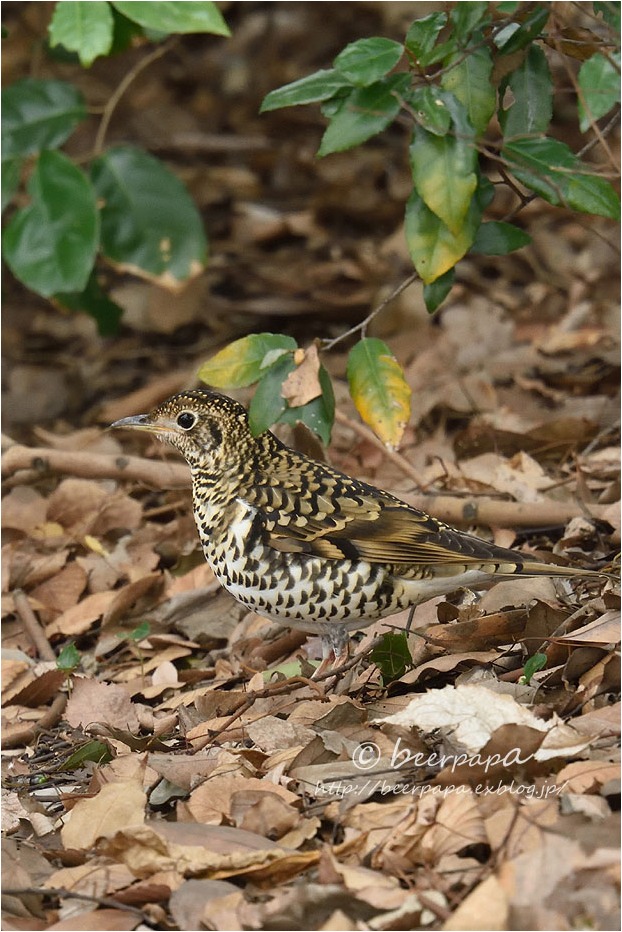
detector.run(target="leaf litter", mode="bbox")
[2,4,620,931]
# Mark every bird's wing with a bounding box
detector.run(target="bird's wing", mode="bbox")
[246,466,527,568]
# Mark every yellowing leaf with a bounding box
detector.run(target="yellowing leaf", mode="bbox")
[405,189,480,284]
[32,521,65,539]
[347,338,411,449]
[83,534,108,556]
[197,333,297,388]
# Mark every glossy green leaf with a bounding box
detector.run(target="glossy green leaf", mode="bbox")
[260,69,352,112]
[318,75,410,157]
[55,272,123,336]
[441,45,495,135]
[334,37,403,86]
[504,137,621,219]
[405,188,481,284]
[471,221,531,255]
[3,150,98,296]
[111,1,230,36]
[2,157,21,211]
[91,145,208,285]
[249,354,296,436]
[406,86,451,136]
[347,338,411,449]
[409,95,477,234]
[405,12,447,66]
[500,45,552,138]
[197,333,297,389]
[370,632,412,684]
[449,3,489,44]
[49,1,114,67]
[1,78,86,159]
[279,365,335,445]
[424,267,454,312]
[494,6,549,54]
[578,52,620,131]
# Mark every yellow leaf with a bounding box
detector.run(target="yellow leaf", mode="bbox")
[347,338,411,449]
[198,333,296,388]
[84,534,108,556]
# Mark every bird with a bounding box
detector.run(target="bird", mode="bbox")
[112,388,603,677]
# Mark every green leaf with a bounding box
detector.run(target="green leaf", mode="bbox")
[55,272,123,337]
[405,12,447,67]
[334,37,404,86]
[405,187,481,284]
[409,94,477,234]
[2,157,21,211]
[1,78,86,159]
[521,652,547,685]
[449,3,489,44]
[110,1,230,36]
[441,45,495,135]
[278,365,335,445]
[500,45,552,137]
[91,145,208,285]
[471,221,531,255]
[424,267,454,312]
[249,354,296,436]
[347,338,411,449]
[578,52,621,131]
[260,69,352,113]
[594,2,620,31]
[49,1,114,67]
[117,620,151,642]
[57,642,80,671]
[318,74,410,157]
[3,150,99,296]
[406,86,451,136]
[198,333,297,389]
[62,740,113,769]
[494,6,549,54]
[370,632,412,684]
[503,137,621,219]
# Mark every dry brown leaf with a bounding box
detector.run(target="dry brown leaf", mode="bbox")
[65,677,140,731]
[281,343,322,407]
[1,487,48,534]
[61,779,147,850]
[442,875,509,931]
[45,908,139,931]
[47,589,117,637]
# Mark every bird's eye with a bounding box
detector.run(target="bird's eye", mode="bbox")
[176,411,196,430]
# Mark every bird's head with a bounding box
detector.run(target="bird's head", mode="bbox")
[112,389,260,472]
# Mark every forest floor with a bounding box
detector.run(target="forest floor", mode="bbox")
[2,4,620,931]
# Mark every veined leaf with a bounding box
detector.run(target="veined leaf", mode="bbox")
[503,137,620,219]
[334,37,403,86]
[111,1,230,36]
[318,74,410,157]
[405,187,481,283]
[260,69,351,112]
[441,45,495,135]
[347,338,411,449]
[2,78,85,159]
[249,354,296,436]
[578,52,620,131]
[91,145,208,286]
[405,12,447,67]
[424,267,455,312]
[3,150,98,296]
[198,333,297,389]
[49,1,114,67]
[471,221,531,255]
[279,365,335,445]
[500,45,552,137]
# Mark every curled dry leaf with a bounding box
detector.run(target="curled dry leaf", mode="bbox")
[281,343,323,407]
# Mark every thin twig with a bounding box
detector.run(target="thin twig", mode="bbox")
[2,693,67,749]
[322,272,419,351]
[1,887,146,920]
[13,590,56,662]
[93,39,177,155]
[334,409,425,489]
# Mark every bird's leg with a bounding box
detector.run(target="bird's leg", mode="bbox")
[312,625,350,679]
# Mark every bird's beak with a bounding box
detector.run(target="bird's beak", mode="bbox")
[111,414,177,435]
